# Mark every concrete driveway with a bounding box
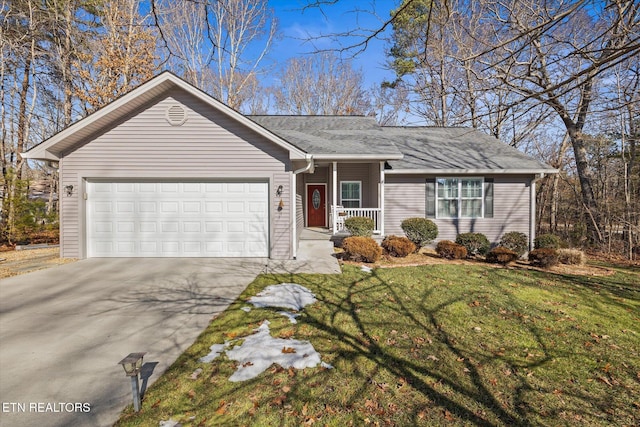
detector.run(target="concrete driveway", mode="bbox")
[0,258,266,427]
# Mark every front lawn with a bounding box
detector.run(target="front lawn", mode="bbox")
[116,263,640,426]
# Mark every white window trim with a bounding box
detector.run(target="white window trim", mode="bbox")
[435,177,484,219]
[340,180,362,208]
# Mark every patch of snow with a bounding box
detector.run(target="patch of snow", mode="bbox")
[278,311,300,324]
[198,343,226,363]
[240,306,251,312]
[321,361,334,369]
[361,265,372,273]
[249,283,317,311]
[226,320,322,382]
[159,420,181,427]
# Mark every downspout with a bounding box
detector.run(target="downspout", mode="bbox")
[530,173,545,251]
[291,154,314,259]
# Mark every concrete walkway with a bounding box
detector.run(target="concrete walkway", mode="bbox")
[0,258,265,427]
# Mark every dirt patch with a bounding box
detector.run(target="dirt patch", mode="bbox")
[0,247,77,279]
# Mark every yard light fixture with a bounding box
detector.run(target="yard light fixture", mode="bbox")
[64,185,74,196]
[118,352,146,412]
[276,185,283,196]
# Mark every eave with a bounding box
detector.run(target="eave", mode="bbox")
[22,72,307,161]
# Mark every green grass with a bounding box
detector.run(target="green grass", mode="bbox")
[116,263,640,426]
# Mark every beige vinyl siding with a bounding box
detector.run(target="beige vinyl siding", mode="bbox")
[272,172,292,259]
[337,163,374,208]
[384,175,426,235]
[296,193,303,247]
[384,175,532,244]
[60,88,291,258]
[59,167,80,258]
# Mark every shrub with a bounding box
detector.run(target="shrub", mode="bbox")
[486,246,518,264]
[455,232,490,257]
[344,216,374,237]
[534,233,562,249]
[381,235,416,257]
[528,248,559,268]
[342,236,382,263]
[557,248,585,265]
[435,240,468,259]
[499,232,528,258]
[400,217,438,248]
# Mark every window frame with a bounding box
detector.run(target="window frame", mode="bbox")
[435,177,485,219]
[340,180,362,208]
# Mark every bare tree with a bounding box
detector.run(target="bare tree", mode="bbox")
[270,53,371,115]
[156,0,276,111]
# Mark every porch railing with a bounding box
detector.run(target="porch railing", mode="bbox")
[332,206,383,235]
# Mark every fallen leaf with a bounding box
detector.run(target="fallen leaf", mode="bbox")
[302,402,308,416]
[187,389,196,399]
[469,300,481,307]
[279,329,295,339]
[282,385,291,393]
[271,395,286,406]
[444,409,454,421]
[225,332,238,339]
[242,361,254,367]
[282,347,296,354]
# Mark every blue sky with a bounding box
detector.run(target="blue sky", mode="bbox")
[263,0,399,88]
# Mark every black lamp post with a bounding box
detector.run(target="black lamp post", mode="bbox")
[118,352,146,412]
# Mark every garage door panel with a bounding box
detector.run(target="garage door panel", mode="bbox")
[87,181,269,257]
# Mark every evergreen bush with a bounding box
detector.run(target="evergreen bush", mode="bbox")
[400,217,438,248]
[455,232,490,256]
[499,231,528,257]
[344,216,374,237]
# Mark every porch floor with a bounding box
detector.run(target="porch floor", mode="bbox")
[300,227,333,240]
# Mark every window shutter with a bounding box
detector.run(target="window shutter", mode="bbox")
[426,179,436,218]
[484,179,494,218]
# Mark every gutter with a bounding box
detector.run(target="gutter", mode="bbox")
[291,154,314,259]
[529,173,546,251]
[385,168,559,175]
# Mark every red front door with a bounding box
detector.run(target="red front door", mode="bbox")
[307,185,326,227]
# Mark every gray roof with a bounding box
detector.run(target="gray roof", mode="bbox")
[383,127,553,173]
[249,116,403,159]
[250,115,554,173]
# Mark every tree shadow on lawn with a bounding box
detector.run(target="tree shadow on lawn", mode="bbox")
[117,265,638,426]
[268,266,635,426]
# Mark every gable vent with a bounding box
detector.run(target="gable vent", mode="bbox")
[166,105,187,126]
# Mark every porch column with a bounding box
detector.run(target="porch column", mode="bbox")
[332,161,338,232]
[379,161,385,236]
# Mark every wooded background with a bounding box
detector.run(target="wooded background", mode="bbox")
[1,0,638,257]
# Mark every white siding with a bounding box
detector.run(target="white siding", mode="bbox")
[60,88,291,258]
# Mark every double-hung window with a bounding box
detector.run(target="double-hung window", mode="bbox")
[427,177,493,219]
[340,181,361,208]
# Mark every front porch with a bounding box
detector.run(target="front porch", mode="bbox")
[298,161,386,236]
[332,207,383,235]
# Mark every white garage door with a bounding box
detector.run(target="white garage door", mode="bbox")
[86,181,269,257]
